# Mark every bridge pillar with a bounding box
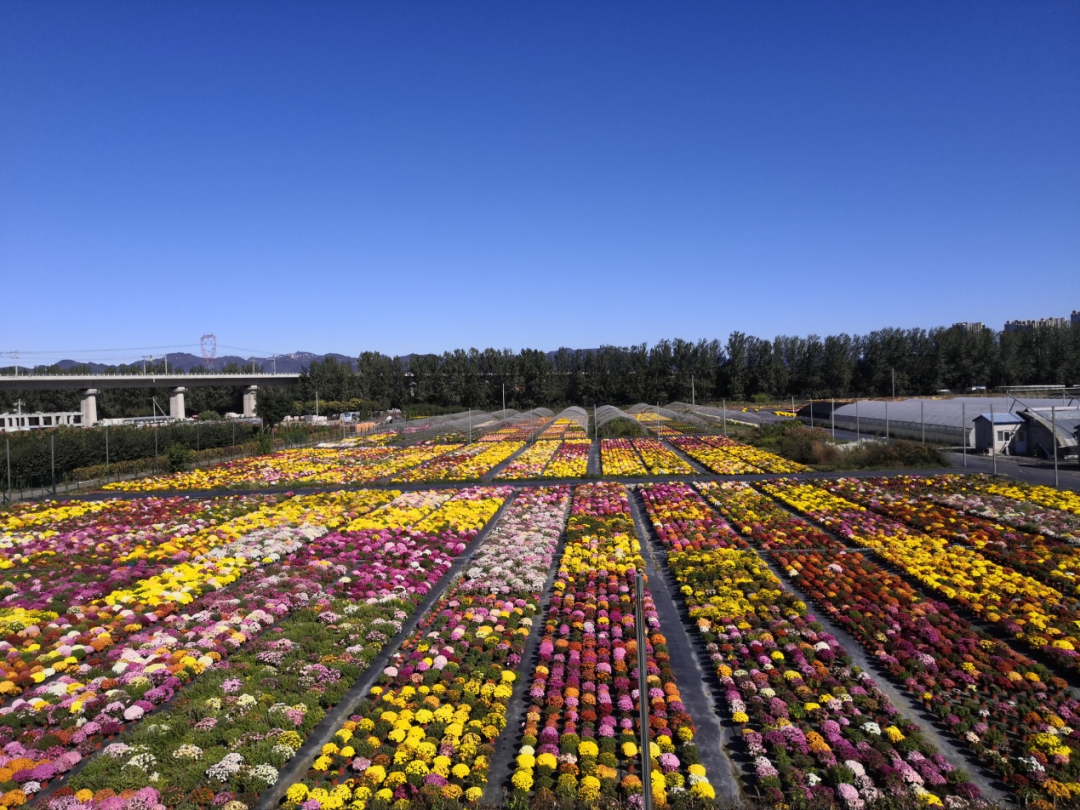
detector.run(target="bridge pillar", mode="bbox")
[169,387,187,420]
[79,389,98,427]
[242,386,258,417]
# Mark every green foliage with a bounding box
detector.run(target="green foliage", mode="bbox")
[165,443,194,473]
[254,385,295,429]
[256,431,274,454]
[197,410,221,421]
[596,417,647,438]
[747,420,948,470]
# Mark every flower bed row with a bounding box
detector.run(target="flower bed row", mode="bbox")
[637,483,748,553]
[637,484,975,806]
[700,481,1080,803]
[101,446,400,492]
[763,481,1080,676]
[536,420,588,442]
[512,482,713,807]
[495,442,562,480]
[281,486,571,809]
[544,442,590,478]
[632,440,693,476]
[878,475,1080,544]
[668,438,757,475]
[391,443,523,483]
[599,440,648,477]
[819,477,1080,596]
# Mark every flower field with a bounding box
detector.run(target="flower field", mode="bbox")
[10,450,1080,809]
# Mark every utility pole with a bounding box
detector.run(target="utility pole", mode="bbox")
[1052,406,1059,488]
[961,403,967,468]
[891,367,895,399]
[722,398,727,437]
[921,401,925,443]
[990,404,997,475]
[105,425,110,472]
[809,398,813,429]
[315,391,319,417]
[50,434,56,497]
[831,398,835,439]
[856,398,860,442]
[634,571,654,810]
[502,383,505,412]
[885,400,889,441]
[691,375,695,406]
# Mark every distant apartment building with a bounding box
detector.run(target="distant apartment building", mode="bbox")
[1073,310,1080,326]
[1004,316,1071,333]
[953,321,986,332]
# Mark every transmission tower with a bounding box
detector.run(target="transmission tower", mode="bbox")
[200,334,218,369]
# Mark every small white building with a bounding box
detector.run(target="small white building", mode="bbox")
[973,412,1026,455]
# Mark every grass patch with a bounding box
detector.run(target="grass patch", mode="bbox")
[748,421,948,471]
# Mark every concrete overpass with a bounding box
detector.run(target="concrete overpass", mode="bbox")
[0,374,300,424]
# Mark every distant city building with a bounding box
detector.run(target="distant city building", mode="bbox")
[1073,310,1080,326]
[1004,317,1070,333]
[953,322,986,332]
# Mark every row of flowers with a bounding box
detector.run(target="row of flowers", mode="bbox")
[818,477,1080,597]
[495,442,563,480]
[632,440,693,476]
[701,480,1080,803]
[536,420,588,442]
[668,438,758,475]
[637,483,976,807]
[637,483,748,553]
[512,482,713,807]
[52,497,504,810]
[281,486,572,809]
[762,481,1080,677]
[0,491,398,699]
[543,442,590,479]
[391,444,524,484]
[101,446,403,493]
[879,475,1080,544]
[599,440,648,477]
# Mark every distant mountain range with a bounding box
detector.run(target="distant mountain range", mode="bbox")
[39,352,359,374]
[5,348,604,375]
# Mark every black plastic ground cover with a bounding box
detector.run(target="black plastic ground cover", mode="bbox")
[254,491,518,810]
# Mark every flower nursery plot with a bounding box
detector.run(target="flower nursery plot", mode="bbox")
[700,481,1080,802]
[15,439,1080,810]
[4,487,511,810]
[763,479,1080,677]
[637,481,982,806]
[599,439,648,477]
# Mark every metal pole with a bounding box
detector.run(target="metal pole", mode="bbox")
[962,403,967,467]
[722,399,727,437]
[891,367,895,399]
[4,438,10,505]
[105,425,109,470]
[791,395,796,419]
[809,398,813,429]
[635,571,653,810]
[991,404,997,475]
[885,400,889,440]
[502,383,505,412]
[1053,406,1059,488]
[50,434,56,497]
[232,421,236,446]
[921,401,925,443]
[196,422,200,452]
[831,398,835,439]
[691,375,695,406]
[856,398,860,441]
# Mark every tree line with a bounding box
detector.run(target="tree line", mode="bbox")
[293,323,1080,410]
[3,323,1079,417]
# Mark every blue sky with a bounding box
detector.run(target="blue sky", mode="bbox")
[2,2,1077,363]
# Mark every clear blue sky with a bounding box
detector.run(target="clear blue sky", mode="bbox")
[2,2,1077,363]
